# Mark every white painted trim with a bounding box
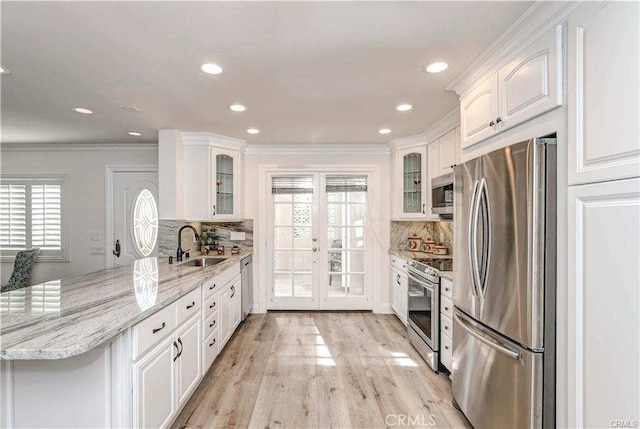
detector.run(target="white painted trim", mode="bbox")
[245,144,390,156]
[0,361,14,428]
[0,142,158,152]
[388,107,461,150]
[377,304,394,315]
[446,1,582,97]
[104,165,159,269]
[180,131,247,150]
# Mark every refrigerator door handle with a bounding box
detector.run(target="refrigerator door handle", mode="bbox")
[477,178,491,298]
[468,179,483,298]
[454,309,521,361]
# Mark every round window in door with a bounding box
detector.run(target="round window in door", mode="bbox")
[132,189,158,256]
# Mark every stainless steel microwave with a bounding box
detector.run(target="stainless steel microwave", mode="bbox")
[431,172,454,217]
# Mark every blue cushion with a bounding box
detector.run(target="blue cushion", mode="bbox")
[1,248,40,293]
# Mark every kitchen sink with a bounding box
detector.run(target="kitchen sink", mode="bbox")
[180,257,226,267]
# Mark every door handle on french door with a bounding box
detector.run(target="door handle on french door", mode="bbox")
[112,239,121,258]
[477,178,491,298]
[467,180,481,298]
[454,310,520,360]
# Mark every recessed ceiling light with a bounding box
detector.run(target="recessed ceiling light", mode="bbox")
[0,66,10,75]
[424,62,448,73]
[201,63,223,75]
[127,131,143,136]
[379,128,391,134]
[246,128,260,134]
[72,107,93,115]
[230,104,246,112]
[396,104,412,111]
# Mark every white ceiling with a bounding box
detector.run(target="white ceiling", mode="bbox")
[1,1,531,145]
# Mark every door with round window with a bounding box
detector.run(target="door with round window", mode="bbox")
[111,171,159,267]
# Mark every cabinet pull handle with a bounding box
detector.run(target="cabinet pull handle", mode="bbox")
[230,285,235,298]
[209,338,216,347]
[489,120,495,126]
[177,337,183,358]
[186,301,195,309]
[445,306,449,311]
[445,287,450,292]
[209,320,216,328]
[396,274,401,285]
[422,203,426,214]
[445,326,449,330]
[496,117,502,123]
[212,205,216,216]
[209,283,216,290]
[173,341,179,361]
[210,302,216,309]
[152,322,166,334]
[445,345,449,350]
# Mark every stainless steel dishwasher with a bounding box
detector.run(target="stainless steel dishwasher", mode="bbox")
[241,255,253,320]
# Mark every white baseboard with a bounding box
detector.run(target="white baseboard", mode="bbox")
[376,304,394,314]
[249,304,265,314]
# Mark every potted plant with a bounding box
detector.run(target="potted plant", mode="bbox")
[198,226,220,255]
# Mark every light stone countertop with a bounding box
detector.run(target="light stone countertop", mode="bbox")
[388,250,454,281]
[0,252,251,360]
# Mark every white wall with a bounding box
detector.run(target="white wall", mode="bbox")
[0,145,158,285]
[244,152,392,312]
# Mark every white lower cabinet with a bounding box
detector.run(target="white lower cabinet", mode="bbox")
[133,336,176,429]
[219,284,232,348]
[390,256,408,324]
[175,315,201,406]
[439,277,454,372]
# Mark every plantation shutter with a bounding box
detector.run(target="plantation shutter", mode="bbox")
[0,184,27,249]
[31,184,62,249]
[271,176,314,195]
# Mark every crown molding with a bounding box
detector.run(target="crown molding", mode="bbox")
[0,142,158,152]
[446,0,583,97]
[388,107,460,150]
[245,144,390,156]
[181,131,247,150]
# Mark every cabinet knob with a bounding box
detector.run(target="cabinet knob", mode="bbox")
[496,117,502,123]
[489,120,495,126]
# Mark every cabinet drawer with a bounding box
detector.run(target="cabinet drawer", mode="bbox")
[441,333,453,371]
[390,255,407,272]
[132,304,177,360]
[202,291,219,320]
[203,310,219,339]
[203,263,241,299]
[441,277,453,300]
[441,296,454,320]
[176,287,201,325]
[441,314,453,340]
[202,329,219,373]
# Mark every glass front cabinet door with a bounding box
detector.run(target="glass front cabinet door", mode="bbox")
[397,147,427,219]
[209,148,242,221]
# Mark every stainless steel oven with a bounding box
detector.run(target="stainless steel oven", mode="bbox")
[431,172,454,217]
[407,259,440,371]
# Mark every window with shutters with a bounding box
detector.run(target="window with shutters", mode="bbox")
[0,176,68,261]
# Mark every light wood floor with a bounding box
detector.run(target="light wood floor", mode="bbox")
[172,312,471,429]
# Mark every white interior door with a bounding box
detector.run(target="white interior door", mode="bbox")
[267,172,371,310]
[112,171,159,267]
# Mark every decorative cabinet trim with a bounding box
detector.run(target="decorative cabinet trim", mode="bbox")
[389,107,460,151]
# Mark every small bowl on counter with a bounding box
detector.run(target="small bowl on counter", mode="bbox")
[431,245,448,255]
[421,239,436,253]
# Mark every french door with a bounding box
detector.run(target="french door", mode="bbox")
[267,173,371,310]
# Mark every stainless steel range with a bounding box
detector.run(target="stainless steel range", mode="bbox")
[406,259,440,371]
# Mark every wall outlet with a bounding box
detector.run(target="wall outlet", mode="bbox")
[91,247,105,255]
[230,231,246,241]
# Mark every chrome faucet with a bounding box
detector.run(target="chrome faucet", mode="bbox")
[177,225,199,262]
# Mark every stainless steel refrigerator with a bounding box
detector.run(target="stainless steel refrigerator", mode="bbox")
[452,138,556,429]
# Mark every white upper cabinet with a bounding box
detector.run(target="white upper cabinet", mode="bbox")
[394,146,428,220]
[181,134,245,222]
[497,25,563,132]
[460,75,499,148]
[567,1,640,185]
[460,25,563,149]
[436,127,461,175]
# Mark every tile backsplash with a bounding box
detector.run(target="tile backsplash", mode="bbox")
[158,219,253,257]
[390,221,453,252]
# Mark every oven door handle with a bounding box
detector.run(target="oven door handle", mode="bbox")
[408,273,435,291]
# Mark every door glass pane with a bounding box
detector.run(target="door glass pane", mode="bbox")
[216,154,233,215]
[325,176,367,298]
[132,189,158,256]
[403,152,422,214]
[272,176,315,298]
